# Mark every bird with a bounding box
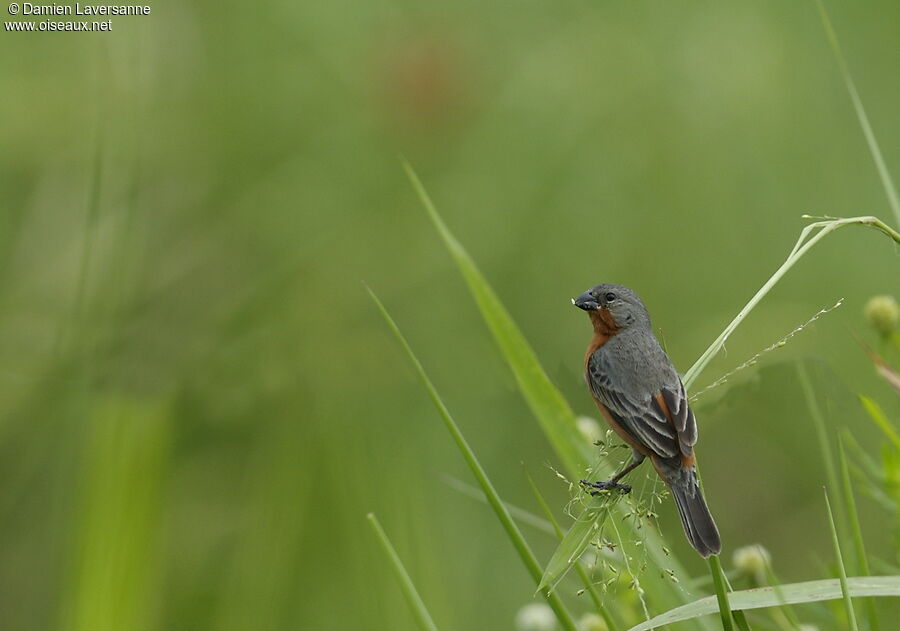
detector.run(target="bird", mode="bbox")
[572,283,721,557]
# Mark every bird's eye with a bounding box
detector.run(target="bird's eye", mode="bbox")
[605,292,617,302]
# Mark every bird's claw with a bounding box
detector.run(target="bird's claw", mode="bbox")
[580,479,632,495]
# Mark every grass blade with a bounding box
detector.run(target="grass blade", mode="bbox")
[625,576,900,631]
[815,0,900,228]
[708,556,735,631]
[683,216,900,390]
[367,514,440,631]
[797,362,845,526]
[367,288,580,631]
[441,474,556,536]
[824,488,860,631]
[839,434,880,631]
[402,161,590,478]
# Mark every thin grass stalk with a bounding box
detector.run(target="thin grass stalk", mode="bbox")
[718,573,753,631]
[368,289,580,631]
[441,474,556,536]
[815,0,900,228]
[838,435,880,631]
[683,216,900,390]
[797,362,845,528]
[824,489,860,631]
[367,514,440,631]
[709,555,735,631]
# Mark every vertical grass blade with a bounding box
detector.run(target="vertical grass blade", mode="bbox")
[368,288,580,631]
[824,488,860,631]
[838,435,880,631]
[797,363,844,522]
[367,514,440,631]
[709,556,735,631]
[815,0,900,228]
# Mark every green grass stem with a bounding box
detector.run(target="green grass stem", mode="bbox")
[709,555,735,631]
[839,435,880,631]
[824,488,860,631]
[683,217,900,390]
[815,0,900,228]
[366,514,440,631]
[797,362,845,528]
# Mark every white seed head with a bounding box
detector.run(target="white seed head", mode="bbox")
[864,295,899,335]
[515,603,557,631]
[732,544,771,582]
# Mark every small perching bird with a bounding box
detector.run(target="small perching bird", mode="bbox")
[573,283,721,557]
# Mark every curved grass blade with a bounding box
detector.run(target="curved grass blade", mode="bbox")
[626,576,900,631]
[368,288,579,631]
[402,162,591,477]
[367,514,440,631]
[683,216,900,390]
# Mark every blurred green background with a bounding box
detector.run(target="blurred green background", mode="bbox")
[1,1,899,629]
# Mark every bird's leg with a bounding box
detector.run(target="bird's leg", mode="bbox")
[580,451,645,495]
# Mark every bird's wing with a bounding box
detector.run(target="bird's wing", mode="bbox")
[588,354,697,459]
[659,383,698,457]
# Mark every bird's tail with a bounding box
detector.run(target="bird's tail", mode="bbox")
[667,468,721,558]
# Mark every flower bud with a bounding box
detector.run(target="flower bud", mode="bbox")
[515,603,557,631]
[864,295,899,336]
[732,544,771,583]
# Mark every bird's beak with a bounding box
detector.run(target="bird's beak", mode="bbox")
[572,291,600,311]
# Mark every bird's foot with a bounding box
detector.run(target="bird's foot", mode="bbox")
[580,479,631,495]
